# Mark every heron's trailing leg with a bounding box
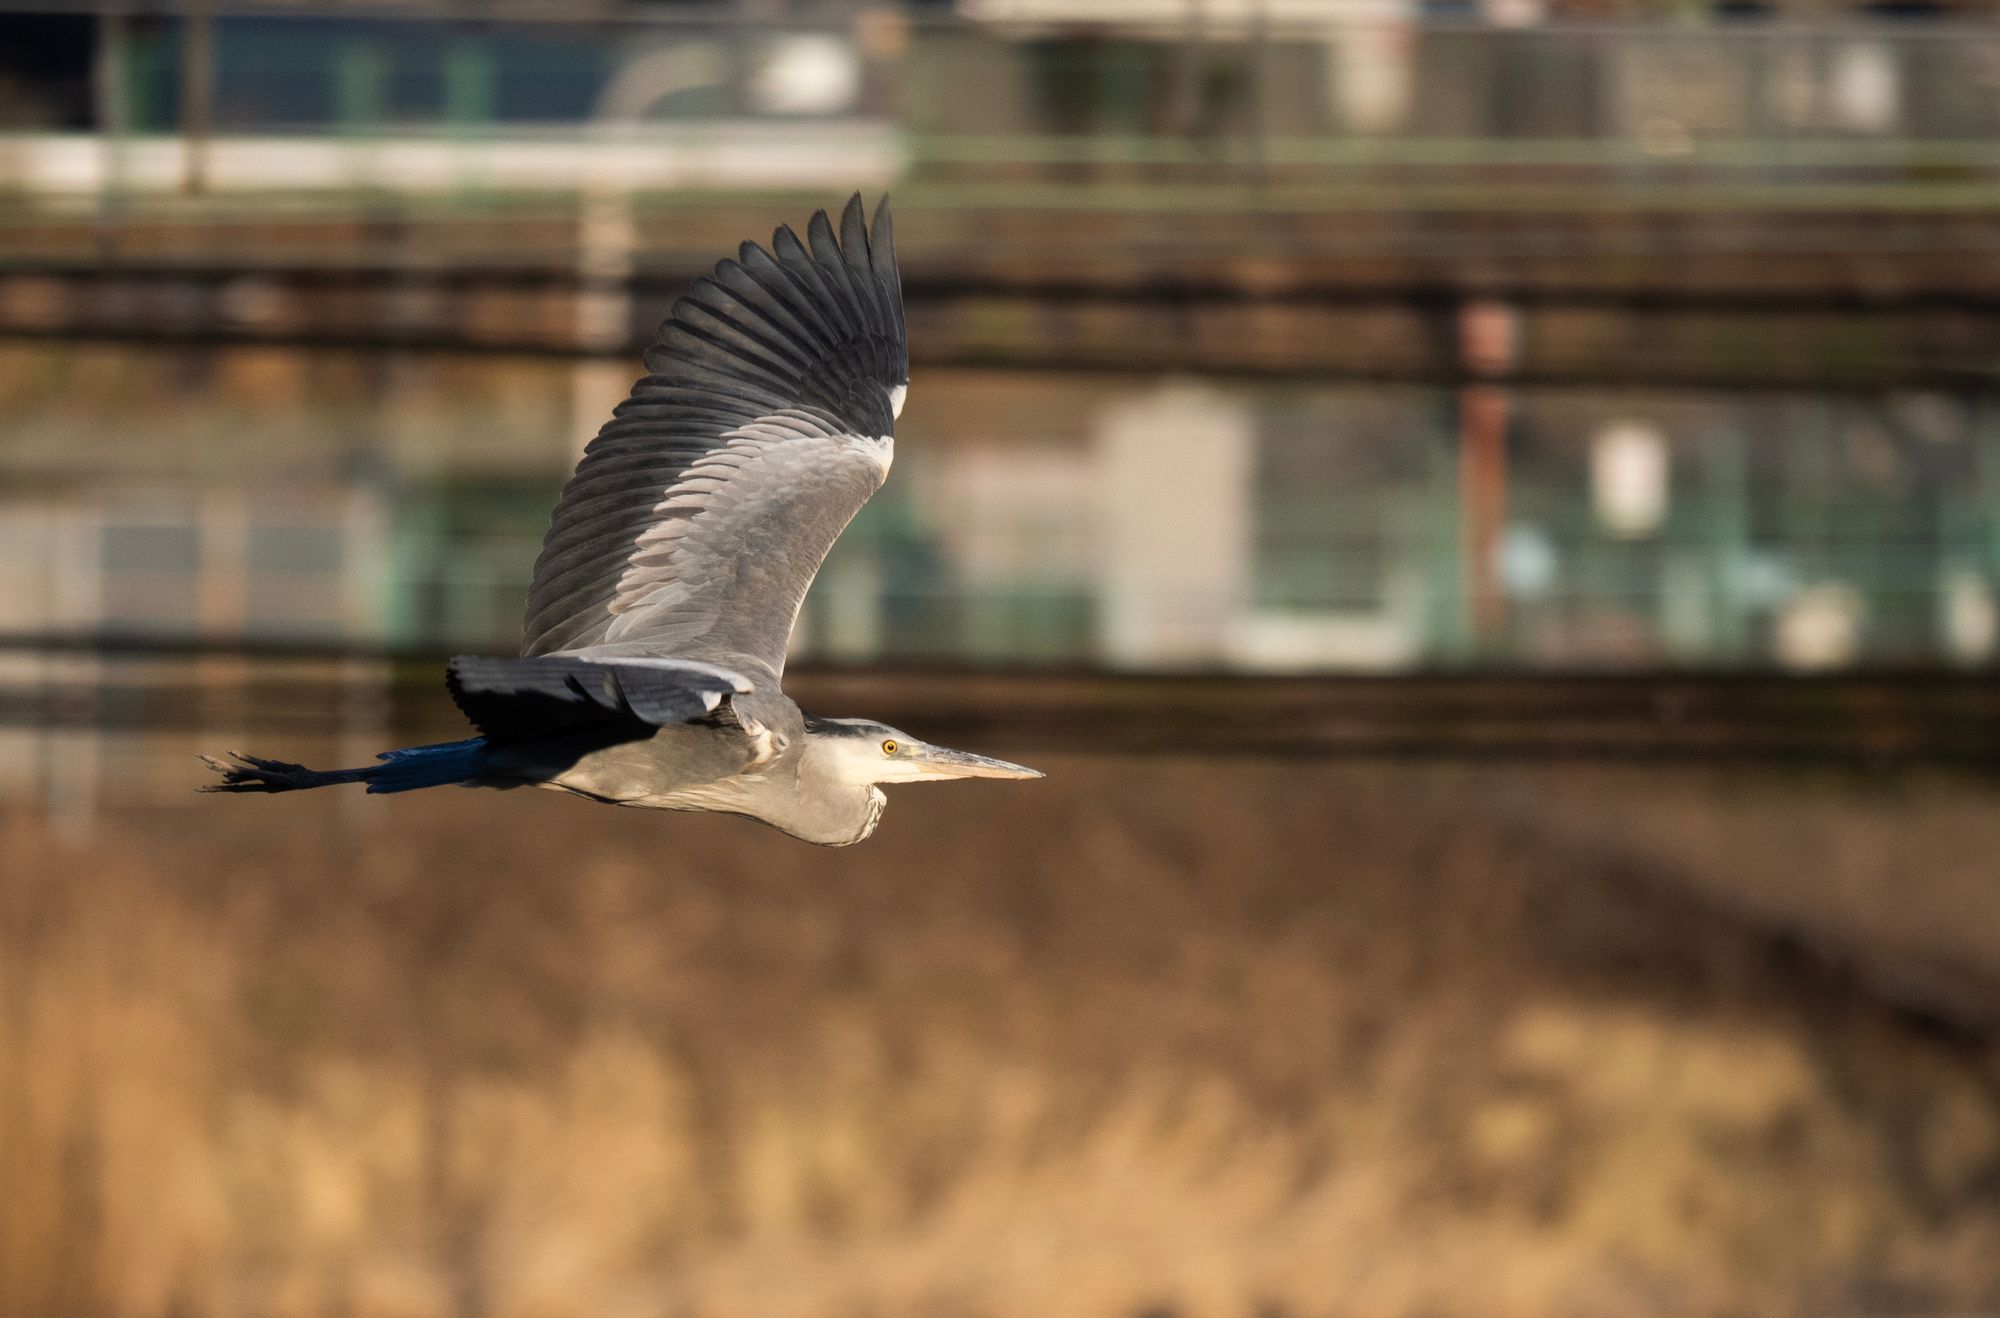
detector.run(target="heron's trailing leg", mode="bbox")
[199,752,367,793]
[199,739,488,795]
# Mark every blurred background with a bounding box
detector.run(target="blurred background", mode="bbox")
[6,0,2000,1313]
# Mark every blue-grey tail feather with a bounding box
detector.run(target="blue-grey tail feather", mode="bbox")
[200,738,489,795]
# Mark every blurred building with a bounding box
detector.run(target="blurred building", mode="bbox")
[2,345,1994,673]
[1,0,1998,675]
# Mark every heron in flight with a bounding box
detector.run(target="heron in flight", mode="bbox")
[204,194,1039,845]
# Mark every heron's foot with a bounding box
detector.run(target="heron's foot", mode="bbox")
[197,751,326,793]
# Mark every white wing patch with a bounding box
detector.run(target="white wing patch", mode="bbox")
[888,383,907,419]
[850,434,894,477]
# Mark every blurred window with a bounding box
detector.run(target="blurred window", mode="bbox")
[249,524,343,576]
[244,520,350,639]
[102,523,200,575]
[100,521,201,633]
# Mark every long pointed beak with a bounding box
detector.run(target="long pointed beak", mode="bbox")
[913,744,1043,781]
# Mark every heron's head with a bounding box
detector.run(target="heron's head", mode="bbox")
[805,716,1041,787]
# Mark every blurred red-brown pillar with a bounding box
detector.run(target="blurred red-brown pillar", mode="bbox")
[1458,301,1517,642]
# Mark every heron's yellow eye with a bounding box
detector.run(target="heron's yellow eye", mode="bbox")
[881,739,898,755]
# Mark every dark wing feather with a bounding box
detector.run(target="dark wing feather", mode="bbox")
[521,193,908,672]
[447,654,751,742]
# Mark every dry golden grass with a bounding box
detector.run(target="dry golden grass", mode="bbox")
[4,752,2000,1317]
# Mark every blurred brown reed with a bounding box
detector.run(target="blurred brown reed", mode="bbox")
[4,752,2000,1317]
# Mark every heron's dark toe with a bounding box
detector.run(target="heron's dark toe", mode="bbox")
[198,750,312,793]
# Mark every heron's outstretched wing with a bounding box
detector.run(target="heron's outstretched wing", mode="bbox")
[520,193,907,678]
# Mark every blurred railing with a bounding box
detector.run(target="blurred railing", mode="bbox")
[9,7,2000,386]
[7,7,2000,209]
[6,640,2000,767]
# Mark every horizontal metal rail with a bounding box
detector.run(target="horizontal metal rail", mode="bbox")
[0,0,1993,35]
[3,637,1997,764]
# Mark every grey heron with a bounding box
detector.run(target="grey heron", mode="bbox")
[203,194,1040,846]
